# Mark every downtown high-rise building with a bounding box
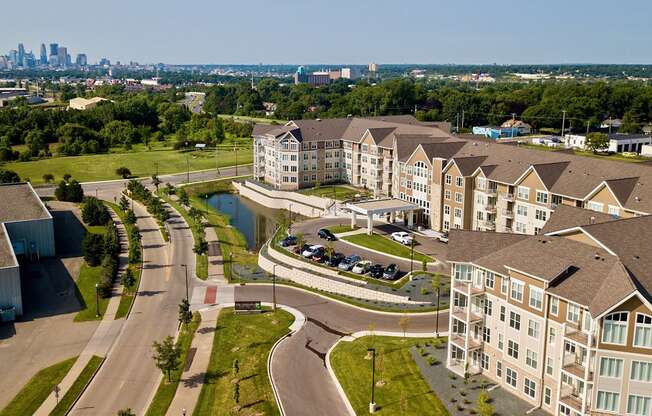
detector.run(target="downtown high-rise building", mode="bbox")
[75,53,87,66]
[17,43,25,67]
[40,43,47,65]
[57,46,67,67]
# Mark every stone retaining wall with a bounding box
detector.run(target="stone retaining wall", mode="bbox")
[233,181,332,218]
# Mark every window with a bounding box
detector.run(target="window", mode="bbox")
[501,277,508,294]
[498,333,504,350]
[634,314,652,348]
[445,174,452,185]
[454,264,473,281]
[546,356,554,375]
[455,192,463,203]
[477,177,486,190]
[548,327,556,344]
[536,191,549,204]
[529,287,543,310]
[567,303,581,324]
[456,176,464,187]
[528,320,540,338]
[608,205,620,217]
[444,189,451,200]
[524,378,536,399]
[631,361,652,382]
[481,353,490,370]
[599,357,623,378]
[500,305,506,322]
[508,340,519,359]
[596,391,620,413]
[627,395,651,416]
[517,204,528,216]
[550,297,559,316]
[484,298,493,316]
[511,280,524,302]
[454,208,462,218]
[515,221,527,233]
[510,311,521,330]
[506,368,517,388]
[526,349,538,369]
[496,361,502,378]
[517,186,530,200]
[587,201,604,212]
[535,209,547,221]
[483,326,491,343]
[544,386,552,406]
[602,312,628,345]
[485,272,495,289]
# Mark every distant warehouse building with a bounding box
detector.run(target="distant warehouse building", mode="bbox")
[0,183,55,316]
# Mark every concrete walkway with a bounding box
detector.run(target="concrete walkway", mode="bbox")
[166,307,220,416]
[34,207,129,416]
[205,225,227,285]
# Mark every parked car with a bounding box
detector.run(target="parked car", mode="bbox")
[318,228,337,241]
[312,250,328,263]
[295,244,310,255]
[338,255,362,271]
[352,260,372,274]
[302,244,324,258]
[383,264,400,280]
[391,231,413,245]
[326,252,345,267]
[369,264,385,278]
[438,232,449,244]
[279,235,298,247]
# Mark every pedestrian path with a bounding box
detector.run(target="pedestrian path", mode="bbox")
[205,225,228,284]
[190,285,235,309]
[34,207,129,416]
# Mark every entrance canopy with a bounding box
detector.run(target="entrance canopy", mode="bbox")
[345,199,420,234]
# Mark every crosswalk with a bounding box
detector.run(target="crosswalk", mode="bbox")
[190,285,234,308]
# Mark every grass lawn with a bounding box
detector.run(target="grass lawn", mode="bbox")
[298,184,370,201]
[0,357,77,416]
[330,336,449,416]
[519,143,652,163]
[5,147,253,185]
[193,308,293,416]
[73,220,111,322]
[326,224,355,234]
[50,355,104,416]
[341,233,433,263]
[146,313,201,416]
[217,114,287,124]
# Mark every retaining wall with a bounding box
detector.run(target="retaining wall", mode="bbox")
[233,181,332,218]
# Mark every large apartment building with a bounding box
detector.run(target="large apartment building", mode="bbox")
[447,209,652,416]
[253,116,652,232]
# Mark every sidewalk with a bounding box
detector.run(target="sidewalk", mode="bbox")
[165,307,220,416]
[205,225,228,285]
[34,207,129,416]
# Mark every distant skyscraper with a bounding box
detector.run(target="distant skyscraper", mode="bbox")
[40,44,48,65]
[57,46,68,67]
[49,43,58,56]
[75,53,87,66]
[17,43,25,67]
[8,50,18,65]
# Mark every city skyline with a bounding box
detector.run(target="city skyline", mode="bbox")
[1,0,651,65]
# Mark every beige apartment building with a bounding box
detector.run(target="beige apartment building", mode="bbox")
[447,210,652,416]
[253,116,652,232]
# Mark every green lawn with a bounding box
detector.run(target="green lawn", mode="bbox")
[519,143,652,163]
[50,356,104,416]
[217,114,287,124]
[341,233,433,263]
[193,308,293,416]
[146,313,201,416]
[73,221,111,322]
[330,336,449,416]
[326,224,355,234]
[0,357,77,416]
[298,184,370,201]
[5,147,253,185]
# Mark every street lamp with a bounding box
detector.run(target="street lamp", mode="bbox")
[272,264,277,311]
[181,264,189,302]
[95,283,100,317]
[367,348,377,413]
[435,285,440,337]
[288,204,293,234]
[410,239,415,274]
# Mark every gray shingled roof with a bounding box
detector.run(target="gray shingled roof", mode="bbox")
[541,204,618,234]
[0,183,51,223]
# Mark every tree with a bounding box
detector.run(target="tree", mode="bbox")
[117,409,136,416]
[399,314,410,338]
[177,188,189,206]
[585,132,609,152]
[82,233,105,266]
[125,209,137,225]
[55,180,84,202]
[63,173,72,183]
[188,207,203,222]
[121,268,136,292]
[421,258,428,272]
[82,197,110,226]
[178,298,192,327]
[193,238,208,256]
[151,174,161,192]
[119,195,130,212]
[476,389,494,416]
[0,169,20,184]
[152,335,181,382]
[42,173,55,184]
[116,166,132,179]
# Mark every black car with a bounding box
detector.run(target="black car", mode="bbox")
[295,243,310,255]
[369,264,385,278]
[279,235,298,247]
[312,250,328,263]
[326,252,345,267]
[318,228,337,241]
[383,264,400,280]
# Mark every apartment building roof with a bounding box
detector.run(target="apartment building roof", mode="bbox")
[0,183,51,223]
[0,224,18,268]
[541,204,617,234]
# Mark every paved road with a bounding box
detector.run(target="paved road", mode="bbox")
[293,217,449,275]
[235,285,449,416]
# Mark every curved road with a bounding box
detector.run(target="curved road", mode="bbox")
[236,285,449,416]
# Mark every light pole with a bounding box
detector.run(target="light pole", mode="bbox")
[234,146,238,176]
[186,154,190,184]
[272,264,277,311]
[95,283,100,317]
[181,264,189,302]
[288,204,293,234]
[368,348,377,413]
[410,239,415,274]
[436,285,440,337]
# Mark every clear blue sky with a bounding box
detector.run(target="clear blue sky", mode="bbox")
[2,0,651,65]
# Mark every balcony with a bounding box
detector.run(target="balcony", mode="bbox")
[564,325,592,346]
[479,187,497,196]
[480,204,497,214]
[501,193,515,202]
[562,354,592,381]
[502,209,514,219]
[452,307,483,323]
[560,385,584,412]
[452,280,485,295]
[480,220,496,230]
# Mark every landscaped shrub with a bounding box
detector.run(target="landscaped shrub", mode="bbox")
[54,179,84,202]
[82,197,110,225]
[82,233,105,266]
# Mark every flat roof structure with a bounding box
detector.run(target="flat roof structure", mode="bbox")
[346,198,420,234]
[0,183,52,223]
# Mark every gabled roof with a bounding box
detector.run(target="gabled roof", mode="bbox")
[447,156,488,176]
[532,161,570,189]
[541,204,618,234]
[447,230,528,264]
[604,177,639,206]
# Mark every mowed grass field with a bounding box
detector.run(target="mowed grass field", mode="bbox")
[5,147,252,185]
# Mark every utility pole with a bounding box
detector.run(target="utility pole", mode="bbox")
[186,154,190,184]
[561,110,567,138]
[608,116,613,135]
[456,113,460,134]
[272,264,277,311]
[234,146,238,176]
[511,113,517,139]
[461,109,465,131]
[181,264,189,302]
[95,283,100,317]
[215,144,220,177]
[368,348,377,413]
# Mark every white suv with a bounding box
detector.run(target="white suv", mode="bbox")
[391,231,413,245]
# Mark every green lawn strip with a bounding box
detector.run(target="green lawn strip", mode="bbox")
[0,357,77,416]
[193,308,293,416]
[217,114,287,124]
[298,184,369,200]
[330,336,449,415]
[341,233,433,263]
[145,312,201,416]
[104,201,143,320]
[73,224,110,322]
[6,147,253,185]
[49,355,104,416]
[325,224,355,234]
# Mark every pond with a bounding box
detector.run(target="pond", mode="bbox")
[207,192,281,251]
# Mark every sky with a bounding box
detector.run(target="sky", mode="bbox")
[2,0,651,65]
